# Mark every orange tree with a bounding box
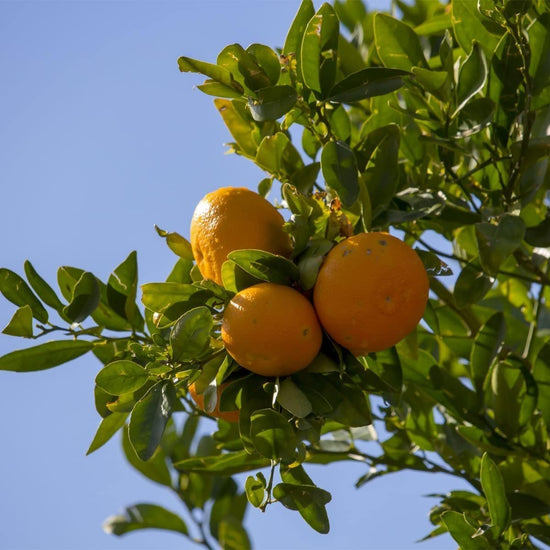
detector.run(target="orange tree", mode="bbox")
[1,0,550,548]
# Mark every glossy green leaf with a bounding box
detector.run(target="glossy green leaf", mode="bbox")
[214,98,258,158]
[414,12,452,36]
[454,41,488,116]
[452,0,502,59]
[155,226,194,260]
[470,312,506,392]
[2,305,34,338]
[63,271,100,323]
[454,260,494,308]
[441,511,491,550]
[24,260,65,311]
[0,268,48,323]
[301,3,339,97]
[277,378,313,418]
[103,503,188,537]
[525,215,550,247]
[196,80,244,99]
[217,43,272,92]
[86,412,128,455]
[475,215,526,276]
[174,451,270,475]
[328,67,409,104]
[170,306,213,362]
[141,282,197,313]
[255,132,304,181]
[245,473,266,508]
[107,251,143,330]
[227,249,299,286]
[128,381,176,461]
[534,342,550,426]
[321,140,358,207]
[250,408,297,461]
[360,125,399,219]
[283,0,315,84]
[480,453,511,535]
[297,239,333,290]
[218,517,251,550]
[248,85,297,122]
[0,339,93,372]
[412,67,450,101]
[95,360,149,395]
[415,250,452,277]
[178,55,242,93]
[374,13,427,71]
[246,43,280,86]
[121,424,172,487]
[273,482,331,534]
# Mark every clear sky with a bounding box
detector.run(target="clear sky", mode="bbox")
[0,2,464,549]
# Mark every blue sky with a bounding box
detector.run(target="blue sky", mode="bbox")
[0,2,464,549]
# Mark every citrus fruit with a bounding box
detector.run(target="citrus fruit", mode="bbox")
[188,382,239,423]
[313,232,429,356]
[190,187,292,285]
[221,282,322,377]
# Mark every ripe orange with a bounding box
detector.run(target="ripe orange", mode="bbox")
[313,232,429,356]
[188,382,239,423]
[221,282,322,377]
[190,187,292,285]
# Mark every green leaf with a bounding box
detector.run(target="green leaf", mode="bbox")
[534,342,550,426]
[297,239,333,291]
[328,68,410,104]
[214,98,258,158]
[454,41,488,116]
[245,474,266,508]
[480,453,511,535]
[412,67,450,101]
[249,408,298,461]
[107,251,143,330]
[415,250,453,277]
[454,260,494,308]
[227,249,299,286]
[273,482,331,534]
[247,44,280,86]
[451,0,502,59]
[374,13,427,71]
[470,312,506,392]
[2,305,34,338]
[255,132,304,181]
[141,282,197,313]
[217,43,273,93]
[301,3,339,97]
[283,0,315,84]
[103,503,188,537]
[95,360,150,395]
[525,215,550,247]
[321,140,359,207]
[121,424,172,487]
[178,55,242,93]
[86,412,128,455]
[0,268,48,323]
[0,340,93,372]
[277,378,313,418]
[248,86,297,122]
[128,381,176,461]
[155,226,194,260]
[218,517,251,550]
[475,215,526,276]
[441,511,491,550]
[174,451,270,475]
[24,260,65,311]
[197,80,244,99]
[360,125,399,219]
[170,306,213,362]
[63,271,100,323]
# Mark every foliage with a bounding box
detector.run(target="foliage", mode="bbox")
[2,0,550,548]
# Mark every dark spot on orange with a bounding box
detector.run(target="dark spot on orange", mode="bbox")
[379,239,387,246]
[366,248,371,255]
[302,328,309,336]
[343,249,352,257]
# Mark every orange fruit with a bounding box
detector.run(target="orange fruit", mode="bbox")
[190,187,292,285]
[313,232,429,356]
[188,382,239,423]
[221,282,322,377]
